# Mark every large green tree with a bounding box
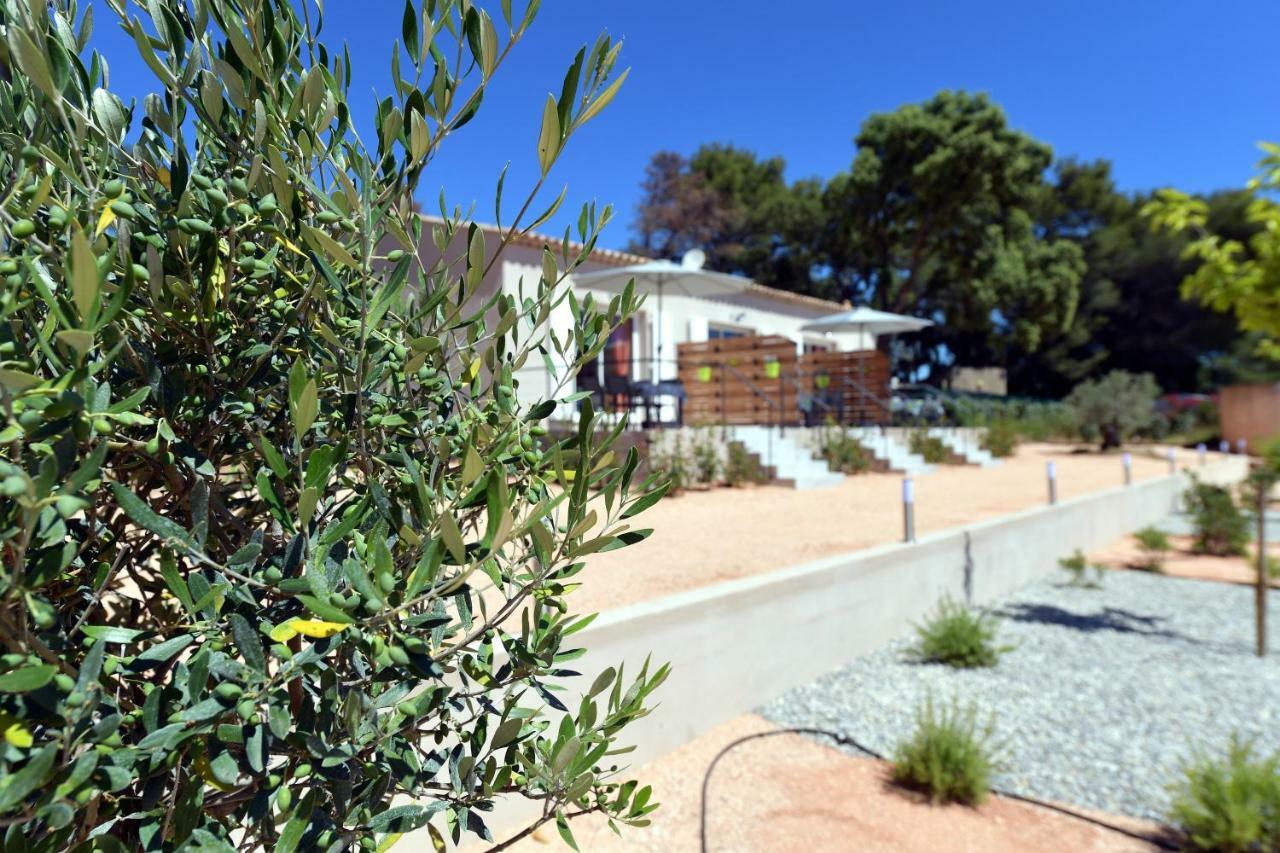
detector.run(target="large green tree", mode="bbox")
[1011,162,1255,395]
[629,145,828,297]
[819,91,1084,378]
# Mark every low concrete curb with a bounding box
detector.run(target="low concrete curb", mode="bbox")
[570,455,1249,766]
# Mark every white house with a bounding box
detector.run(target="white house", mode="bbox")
[416,218,870,418]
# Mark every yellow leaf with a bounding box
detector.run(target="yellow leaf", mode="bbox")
[95,205,116,236]
[288,619,349,639]
[156,168,171,190]
[3,721,32,749]
[268,623,298,643]
[194,751,236,792]
[275,235,307,257]
[467,358,481,382]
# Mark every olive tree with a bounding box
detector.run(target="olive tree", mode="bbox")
[0,1,666,850]
[1064,370,1159,449]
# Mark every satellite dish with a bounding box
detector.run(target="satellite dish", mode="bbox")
[680,248,706,270]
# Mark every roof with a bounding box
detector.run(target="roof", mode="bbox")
[419,214,847,313]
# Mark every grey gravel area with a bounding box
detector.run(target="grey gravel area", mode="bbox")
[759,571,1280,820]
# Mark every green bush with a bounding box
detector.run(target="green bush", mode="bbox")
[980,420,1019,458]
[1058,549,1104,588]
[820,427,873,474]
[1169,736,1280,852]
[892,695,997,805]
[1065,370,1160,449]
[909,430,950,464]
[1185,476,1251,556]
[910,597,1007,668]
[0,2,667,849]
[650,432,690,493]
[725,442,765,487]
[1133,526,1172,572]
[689,425,722,486]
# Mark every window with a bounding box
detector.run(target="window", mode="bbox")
[803,340,832,354]
[708,324,749,340]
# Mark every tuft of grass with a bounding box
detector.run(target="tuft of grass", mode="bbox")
[1059,549,1105,587]
[891,695,998,806]
[1169,735,1280,852]
[1133,526,1172,573]
[910,597,1008,668]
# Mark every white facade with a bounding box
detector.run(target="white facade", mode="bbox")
[419,218,868,419]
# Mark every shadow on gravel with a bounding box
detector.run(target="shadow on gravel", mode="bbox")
[998,603,1196,642]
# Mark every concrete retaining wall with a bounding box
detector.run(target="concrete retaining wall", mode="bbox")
[567,455,1249,765]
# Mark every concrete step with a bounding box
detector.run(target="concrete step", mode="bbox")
[730,427,845,490]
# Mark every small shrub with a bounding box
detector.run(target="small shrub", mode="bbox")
[909,430,950,464]
[1066,370,1160,449]
[980,420,1019,458]
[725,442,766,486]
[892,696,997,805]
[689,425,722,486]
[1133,526,1172,573]
[1185,476,1251,556]
[820,427,873,474]
[910,597,1007,668]
[1168,735,1280,852]
[651,432,690,493]
[1059,549,1105,587]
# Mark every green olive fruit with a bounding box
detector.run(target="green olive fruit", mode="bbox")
[388,645,409,666]
[315,210,341,224]
[263,566,283,584]
[385,249,406,261]
[192,174,212,189]
[178,218,213,235]
[92,418,114,435]
[109,200,137,220]
[54,673,75,693]
[20,145,39,164]
[396,700,417,716]
[276,787,293,811]
[229,177,249,196]
[11,220,36,239]
[103,179,124,198]
[131,263,150,282]
[213,682,244,702]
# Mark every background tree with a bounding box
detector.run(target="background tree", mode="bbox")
[629,145,828,297]
[0,1,665,850]
[1145,142,1280,361]
[1065,370,1160,449]
[819,91,1085,379]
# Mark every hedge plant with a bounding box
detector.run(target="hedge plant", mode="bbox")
[0,1,667,851]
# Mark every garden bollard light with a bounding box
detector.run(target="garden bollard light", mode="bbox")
[1122,451,1132,486]
[1197,443,1207,466]
[902,476,915,543]
[1167,447,1177,474]
[1047,461,1057,505]
[1238,438,1248,455]
[1220,439,1231,454]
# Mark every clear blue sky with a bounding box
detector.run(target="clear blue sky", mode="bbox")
[91,0,1279,251]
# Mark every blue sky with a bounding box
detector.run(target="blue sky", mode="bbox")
[91,0,1279,252]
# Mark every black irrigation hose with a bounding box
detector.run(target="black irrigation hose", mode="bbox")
[698,727,1179,852]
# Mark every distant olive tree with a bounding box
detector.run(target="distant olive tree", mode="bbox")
[1066,370,1159,449]
[0,1,666,850]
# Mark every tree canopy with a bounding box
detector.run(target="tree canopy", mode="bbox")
[629,91,1271,395]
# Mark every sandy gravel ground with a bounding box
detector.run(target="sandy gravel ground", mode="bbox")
[1091,533,1279,587]
[573,443,1211,614]
[503,714,1163,853]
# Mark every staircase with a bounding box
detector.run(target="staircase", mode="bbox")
[845,428,935,475]
[925,428,1002,468]
[730,426,845,490]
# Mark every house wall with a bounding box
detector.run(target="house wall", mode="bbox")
[1220,383,1280,453]
[410,218,865,422]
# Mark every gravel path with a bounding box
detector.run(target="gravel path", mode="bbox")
[760,571,1280,820]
